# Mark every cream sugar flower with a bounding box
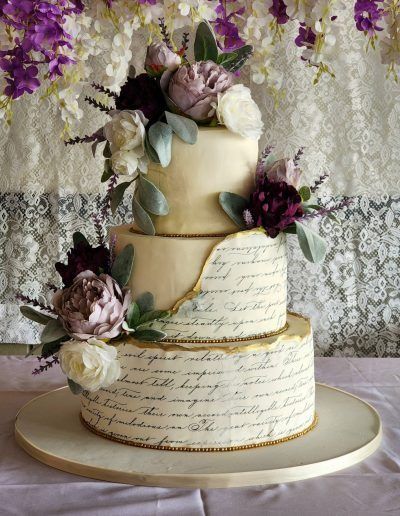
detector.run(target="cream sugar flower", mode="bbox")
[216,84,264,141]
[59,338,121,392]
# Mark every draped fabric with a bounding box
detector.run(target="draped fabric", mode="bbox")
[0,3,399,356]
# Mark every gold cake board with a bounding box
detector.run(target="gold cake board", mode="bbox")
[15,383,382,489]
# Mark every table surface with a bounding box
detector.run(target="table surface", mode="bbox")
[1,356,399,516]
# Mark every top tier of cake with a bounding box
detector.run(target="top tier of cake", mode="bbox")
[147,126,258,235]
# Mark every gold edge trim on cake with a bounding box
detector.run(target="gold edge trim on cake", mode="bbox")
[128,227,230,239]
[79,412,318,452]
[120,312,311,353]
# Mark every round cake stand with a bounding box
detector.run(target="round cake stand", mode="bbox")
[15,383,382,489]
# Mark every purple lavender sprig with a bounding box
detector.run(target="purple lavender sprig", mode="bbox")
[310,172,329,193]
[255,145,273,182]
[302,198,352,221]
[243,209,255,229]
[293,147,304,166]
[158,18,173,50]
[17,294,56,315]
[109,233,117,271]
[91,82,118,100]
[65,134,99,146]
[32,355,59,376]
[180,32,190,60]
[84,96,111,113]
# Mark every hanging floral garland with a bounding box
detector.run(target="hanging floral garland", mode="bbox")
[0,0,399,128]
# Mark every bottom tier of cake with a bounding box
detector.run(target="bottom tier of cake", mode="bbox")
[80,313,316,451]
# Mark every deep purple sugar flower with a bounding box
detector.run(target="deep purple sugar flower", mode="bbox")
[248,177,304,238]
[55,241,111,288]
[354,0,384,36]
[115,73,166,125]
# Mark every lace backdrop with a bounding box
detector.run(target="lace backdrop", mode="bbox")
[0,3,399,356]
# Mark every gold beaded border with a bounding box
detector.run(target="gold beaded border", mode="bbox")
[129,227,229,239]
[161,321,289,344]
[80,413,318,452]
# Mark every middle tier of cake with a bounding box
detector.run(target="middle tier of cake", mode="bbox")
[112,225,288,342]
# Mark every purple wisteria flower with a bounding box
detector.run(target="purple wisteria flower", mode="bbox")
[269,0,289,25]
[0,0,84,99]
[213,1,246,51]
[295,24,316,49]
[354,1,384,36]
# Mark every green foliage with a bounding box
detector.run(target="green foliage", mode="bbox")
[136,292,154,313]
[68,378,83,395]
[42,340,63,357]
[222,45,253,72]
[110,180,133,215]
[295,221,327,263]
[138,175,169,216]
[111,244,135,287]
[101,159,114,182]
[299,186,311,202]
[138,310,169,326]
[41,319,67,344]
[126,302,140,329]
[103,141,112,158]
[134,329,167,342]
[20,306,54,326]
[72,232,89,248]
[219,192,248,229]
[148,121,173,167]
[194,21,218,62]
[165,112,198,144]
[132,196,155,235]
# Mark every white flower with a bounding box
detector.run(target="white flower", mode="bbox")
[104,110,148,175]
[216,84,264,140]
[59,338,121,392]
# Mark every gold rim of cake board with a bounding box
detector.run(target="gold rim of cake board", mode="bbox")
[79,413,318,452]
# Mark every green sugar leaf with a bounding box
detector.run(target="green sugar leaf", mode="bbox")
[194,21,218,62]
[295,221,327,263]
[41,319,67,344]
[72,232,89,248]
[136,292,155,314]
[134,329,167,342]
[111,244,135,287]
[138,175,169,216]
[148,121,173,167]
[110,180,133,215]
[165,112,198,144]
[68,378,83,395]
[20,306,54,326]
[132,197,155,235]
[219,192,248,229]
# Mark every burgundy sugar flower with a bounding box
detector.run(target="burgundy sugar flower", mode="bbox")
[55,241,111,288]
[115,73,166,125]
[248,178,304,238]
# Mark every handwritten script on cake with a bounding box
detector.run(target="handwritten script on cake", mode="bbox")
[81,332,315,449]
[149,230,287,341]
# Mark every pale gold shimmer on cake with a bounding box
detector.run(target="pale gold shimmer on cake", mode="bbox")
[80,413,318,452]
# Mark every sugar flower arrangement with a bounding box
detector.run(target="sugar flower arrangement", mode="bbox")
[67,21,262,235]
[220,147,351,263]
[19,231,169,394]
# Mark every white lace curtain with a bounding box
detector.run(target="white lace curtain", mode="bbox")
[0,3,399,356]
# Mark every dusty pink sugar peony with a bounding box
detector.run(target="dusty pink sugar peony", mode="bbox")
[167,61,233,121]
[266,158,302,189]
[52,270,131,340]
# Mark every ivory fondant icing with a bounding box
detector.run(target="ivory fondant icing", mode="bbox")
[146,127,258,235]
[80,313,315,450]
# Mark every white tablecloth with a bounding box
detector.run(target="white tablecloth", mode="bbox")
[1,356,399,516]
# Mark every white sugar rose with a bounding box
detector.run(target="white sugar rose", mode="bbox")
[59,338,121,392]
[216,84,264,141]
[104,110,148,174]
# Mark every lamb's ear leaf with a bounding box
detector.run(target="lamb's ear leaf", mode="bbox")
[145,134,161,164]
[132,197,155,235]
[110,180,133,215]
[20,306,54,325]
[111,244,135,287]
[138,310,169,325]
[194,21,218,62]
[25,343,43,357]
[219,192,248,229]
[42,339,63,358]
[222,45,253,72]
[136,292,154,314]
[295,221,327,263]
[101,159,114,182]
[283,224,297,234]
[68,378,83,395]
[138,175,169,216]
[165,112,198,144]
[126,302,140,328]
[41,319,67,344]
[72,232,89,248]
[148,121,173,167]
[134,329,167,342]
